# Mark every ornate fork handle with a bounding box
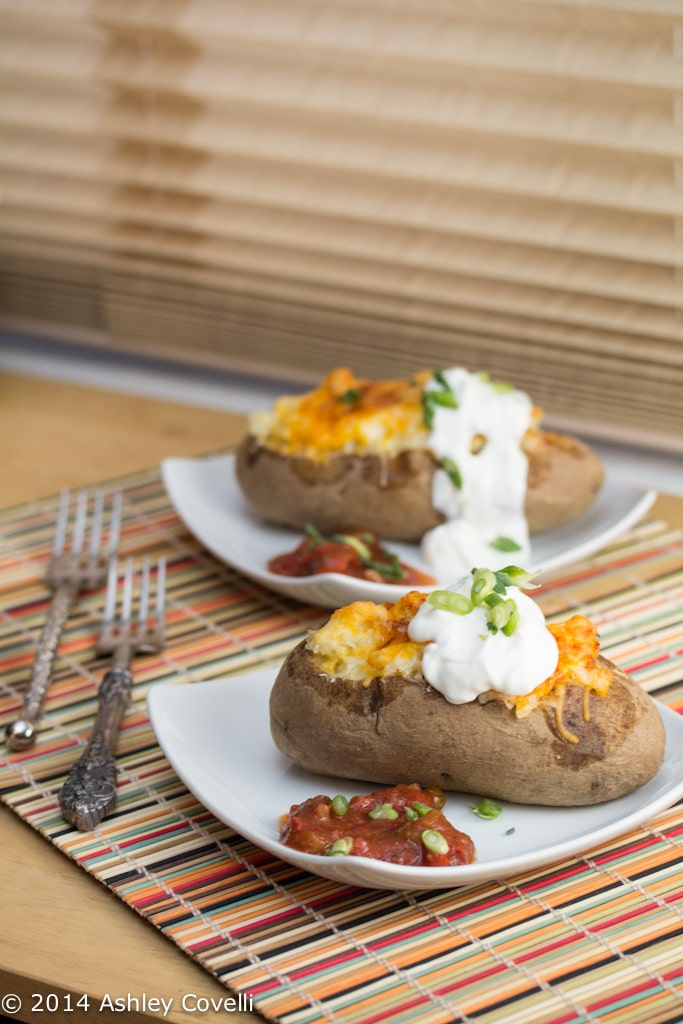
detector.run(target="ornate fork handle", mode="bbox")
[6,581,79,750]
[58,667,133,831]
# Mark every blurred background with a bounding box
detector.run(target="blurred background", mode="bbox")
[1,0,681,488]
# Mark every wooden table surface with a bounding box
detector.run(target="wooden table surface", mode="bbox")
[1,369,681,1024]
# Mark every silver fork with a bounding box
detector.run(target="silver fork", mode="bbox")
[6,488,122,750]
[59,556,166,831]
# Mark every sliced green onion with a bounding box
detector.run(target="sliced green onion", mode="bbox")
[484,592,504,608]
[364,561,404,581]
[502,601,520,637]
[423,396,436,429]
[487,598,517,632]
[497,565,539,590]
[412,802,432,817]
[470,568,496,605]
[489,536,522,553]
[431,390,458,410]
[331,533,372,561]
[304,523,326,547]
[422,373,458,428]
[421,829,449,855]
[405,807,419,821]
[365,552,405,580]
[326,837,353,856]
[491,379,515,393]
[506,827,516,835]
[441,456,463,490]
[339,388,361,403]
[369,803,399,820]
[427,590,473,616]
[331,795,349,817]
[472,798,502,820]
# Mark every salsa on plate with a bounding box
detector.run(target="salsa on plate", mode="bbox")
[279,783,475,867]
[268,526,436,586]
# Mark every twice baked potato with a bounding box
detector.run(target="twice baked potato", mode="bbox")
[235,367,605,546]
[237,430,603,540]
[270,579,665,807]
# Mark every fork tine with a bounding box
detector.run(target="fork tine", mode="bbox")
[88,488,105,559]
[52,488,70,559]
[121,557,134,626]
[138,556,150,631]
[71,488,89,557]
[156,557,166,634]
[107,491,122,559]
[103,557,118,627]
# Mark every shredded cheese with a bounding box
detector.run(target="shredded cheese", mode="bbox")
[249,367,430,460]
[249,366,542,461]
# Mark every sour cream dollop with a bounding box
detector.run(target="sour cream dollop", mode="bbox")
[421,368,533,576]
[408,572,559,705]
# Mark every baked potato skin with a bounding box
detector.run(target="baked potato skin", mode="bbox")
[269,642,665,806]
[524,432,605,534]
[235,431,605,541]
[235,435,441,540]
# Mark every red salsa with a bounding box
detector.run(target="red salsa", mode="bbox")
[279,783,475,867]
[268,526,436,586]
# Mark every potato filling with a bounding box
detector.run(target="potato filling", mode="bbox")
[248,366,543,461]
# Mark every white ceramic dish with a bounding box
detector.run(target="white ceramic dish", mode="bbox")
[148,670,683,891]
[161,455,657,608]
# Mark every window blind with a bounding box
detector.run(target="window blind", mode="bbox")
[1,0,682,448]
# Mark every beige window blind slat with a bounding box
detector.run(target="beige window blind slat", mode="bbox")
[2,241,681,447]
[1,124,680,223]
[0,0,681,448]
[3,202,681,350]
[2,164,679,303]
[1,153,679,270]
[6,226,682,375]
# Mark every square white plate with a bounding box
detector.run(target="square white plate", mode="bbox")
[148,670,683,891]
[161,454,657,607]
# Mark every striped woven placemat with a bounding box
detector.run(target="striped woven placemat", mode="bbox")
[1,466,682,1024]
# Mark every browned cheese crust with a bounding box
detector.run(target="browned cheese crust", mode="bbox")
[269,643,665,806]
[236,431,605,541]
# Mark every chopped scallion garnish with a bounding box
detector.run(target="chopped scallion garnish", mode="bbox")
[422,370,459,427]
[304,523,326,547]
[326,837,354,856]
[369,803,399,821]
[441,456,463,490]
[331,795,349,817]
[471,798,502,820]
[339,388,361,403]
[421,829,449,855]
[490,536,522,553]
[471,569,496,605]
[332,533,372,562]
[427,590,473,615]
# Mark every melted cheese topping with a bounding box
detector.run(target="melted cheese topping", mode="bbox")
[249,367,430,459]
[249,366,542,462]
[306,597,612,732]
